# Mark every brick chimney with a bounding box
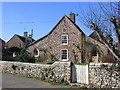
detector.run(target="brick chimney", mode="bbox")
[24,32,28,38]
[70,13,75,23]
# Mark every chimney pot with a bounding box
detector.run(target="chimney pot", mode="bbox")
[70,13,75,23]
[24,32,28,38]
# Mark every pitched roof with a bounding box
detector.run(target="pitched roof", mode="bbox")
[0,38,5,43]
[86,36,106,48]
[28,15,85,47]
[16,34,26,42]
[7,34,35,44]
[89,31,105,44]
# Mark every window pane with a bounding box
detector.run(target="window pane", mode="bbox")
[34,49,38,55]
[61,50,67,60]
[62,40,67,44]
[61,35,68,45]
[62,55,67,59]
[62,50,67,54]
[62,36,67,39]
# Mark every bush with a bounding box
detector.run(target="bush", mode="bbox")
[75,63,88,65]
[46,61,54,64]
[62,81,69,85]
[15,48,35,63]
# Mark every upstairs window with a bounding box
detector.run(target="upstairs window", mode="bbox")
[61,35,68,45]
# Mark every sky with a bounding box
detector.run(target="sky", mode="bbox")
[1,2,109,42]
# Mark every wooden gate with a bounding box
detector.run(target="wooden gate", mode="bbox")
[72,64,89,84]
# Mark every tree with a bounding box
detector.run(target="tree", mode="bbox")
[78,2,120,62]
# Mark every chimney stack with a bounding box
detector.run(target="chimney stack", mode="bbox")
[70,13,75,23]
[24,32,28,38]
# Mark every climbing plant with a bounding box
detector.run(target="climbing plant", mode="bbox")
[73,40,104,63]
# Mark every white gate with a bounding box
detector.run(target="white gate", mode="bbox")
[72,64,89,84]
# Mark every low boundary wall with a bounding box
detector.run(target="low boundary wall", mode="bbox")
[89,63,120,88]
[0,61,119,88]
[0,61,71,83]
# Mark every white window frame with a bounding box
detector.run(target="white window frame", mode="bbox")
[61,35,68,45]
[60,49,68,61]
[34,48,40,57]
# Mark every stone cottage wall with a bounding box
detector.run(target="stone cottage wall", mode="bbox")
[27,15,111,63]
[89,63,120,88]
[0,61,71,83]
[27,36,49,53]
[27,37,49,62]
[27,16,84,63]
[48,17,83,63]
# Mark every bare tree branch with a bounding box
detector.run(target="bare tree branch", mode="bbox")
[78,2,120,62]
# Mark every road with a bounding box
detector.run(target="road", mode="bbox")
[2,73,73,88]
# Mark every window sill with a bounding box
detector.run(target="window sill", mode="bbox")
[61,59,69,61]
[61,44,68,45]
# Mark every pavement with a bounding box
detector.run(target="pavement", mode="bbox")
[2,73,73,88]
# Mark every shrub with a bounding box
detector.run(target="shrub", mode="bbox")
[62,81,69,85]
[35,62,46,64]
[15,48,35,63]
[46,61,54,64]
[40,75,45,81]
[75,63,88,65]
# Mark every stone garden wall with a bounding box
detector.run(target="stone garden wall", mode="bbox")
[89,63,120,88]
[1,61,119,88]
[0,61,71,83]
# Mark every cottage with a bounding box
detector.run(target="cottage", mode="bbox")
[27,13,114,63]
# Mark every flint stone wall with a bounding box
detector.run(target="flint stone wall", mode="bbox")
[0,61,71,83]
[89,63,120,88]
[27,17,83,63]
[1,61,119,88]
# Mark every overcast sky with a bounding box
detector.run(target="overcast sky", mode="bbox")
[2,2,102,42]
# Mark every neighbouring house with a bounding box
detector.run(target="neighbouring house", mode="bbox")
[27,13,114,63]
[0,38,5,60]
[6,32,35,48]
[0,38,5,48]
[3,32,35,60]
